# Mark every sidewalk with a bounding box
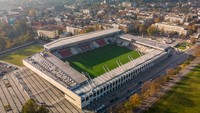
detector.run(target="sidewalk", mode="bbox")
[135,57,200,113]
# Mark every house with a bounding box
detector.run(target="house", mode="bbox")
[38,25,62,39]
[66,26,82,35]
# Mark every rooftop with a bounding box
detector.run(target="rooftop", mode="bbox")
[0,68,84,113]
[120,34,170,51]
[24,52,87,88]
[44,29,121,50]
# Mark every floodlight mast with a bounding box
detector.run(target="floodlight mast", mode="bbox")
[103,66,112,78]
[82,72,94,90]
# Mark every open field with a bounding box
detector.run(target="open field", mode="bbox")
[64,44,140,78]
[145,64,200,113]
[0,44,43,66]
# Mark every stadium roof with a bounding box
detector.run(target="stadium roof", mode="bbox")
[120,34,170,51]
[24,52,87,88]
[44,29,121,51]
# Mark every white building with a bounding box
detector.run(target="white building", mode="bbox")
[155,23,188,36]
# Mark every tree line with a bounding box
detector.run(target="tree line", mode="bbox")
[0,20,35,51]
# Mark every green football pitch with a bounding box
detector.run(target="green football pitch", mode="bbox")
[63,44,140,78]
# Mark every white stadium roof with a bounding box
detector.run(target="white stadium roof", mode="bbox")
[44,29,121,50]
[120,34,170,51]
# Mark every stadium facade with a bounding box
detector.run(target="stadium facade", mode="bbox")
[23,29,171,109]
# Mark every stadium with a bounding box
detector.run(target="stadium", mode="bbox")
[23,29,171,110]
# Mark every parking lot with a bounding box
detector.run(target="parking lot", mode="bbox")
[0,62,18,77]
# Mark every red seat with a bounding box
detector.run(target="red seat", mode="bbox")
[96,39,107,47]
[59,49,72,57]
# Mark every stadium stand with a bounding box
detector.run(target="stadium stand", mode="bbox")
[121,40,130,47]
[104,37,113,44]
[96,39,107,47]
[79,44,92,52]
[71,47,79,55]
[52,51,62,59]
[75,47,83,53]
[116,38,123,44]
[92,41,100,48]
[59,49,73,58]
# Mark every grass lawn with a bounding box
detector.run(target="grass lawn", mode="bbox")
[0,44,43,66]
[64,44,140,78]
[175,42,188,50]
[145,64,200,113]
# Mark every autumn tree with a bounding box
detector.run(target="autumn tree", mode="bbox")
[141,81,151,99]
[147,26,157,36]
[149,82,156,96]
[153,76,166,89]
[5,38,12,49]
[129,93,140,107]
[139,24,146,34]
[154,17,161,23]
[166,68,177,76]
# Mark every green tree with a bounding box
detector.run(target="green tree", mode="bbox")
[22,99,49,113]
[22,99,39,113]
[124,101,132,111]
[37,105,49,113]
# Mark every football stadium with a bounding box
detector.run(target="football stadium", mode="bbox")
[23,29,172,110]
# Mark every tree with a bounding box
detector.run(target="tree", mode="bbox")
[37,105,49,113]
[58,28,63,34]
[22,99,39,113]
[0,36,6,50]
[154,17,161,23]
[149,82,156,96]
[129,93,140,107]
[166,68,177,76]
[124,101,132,111]
[139,24,146,34]
[147,26,157,36]
[22,99,49,113]
[29,10,36,17]
[153,76,166,89]
[141,81,150,98]
[5,38,12,49]
[160,28,165,36]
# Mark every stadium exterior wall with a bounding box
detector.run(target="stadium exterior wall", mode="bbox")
[23,60,83,109]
